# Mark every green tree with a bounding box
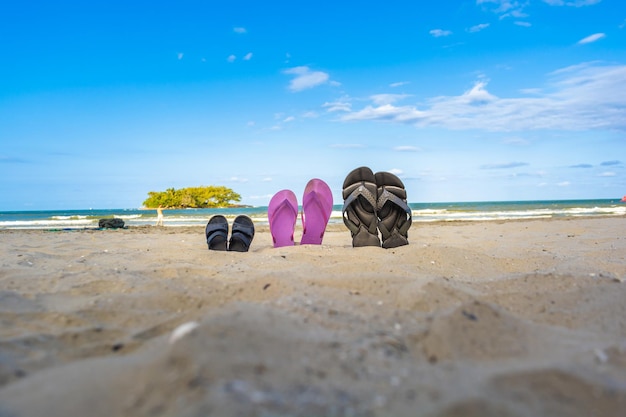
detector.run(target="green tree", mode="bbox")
[142,186,242,208]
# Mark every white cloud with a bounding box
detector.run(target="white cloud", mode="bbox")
[301,111,318,118]
[393,146,421,152]
[323,100,351,112]
[429,29,452,37]
[481,162,529,169]
[542,0,601,6]
[390,81,410,88]
[477,0,520,13]
[507,9,528,18]
[462,81,498,103]
[177,52,184,60]
[514,21,532,27]
[370,94,411,105]
[519,87,542,95]
[233,27,247,34]
[599,171,616,177]
[249,193,275,200]
[330,143,365,149]
[227,54,236,63]
[243,52,253,61]
[468,23,490,33]
[389,168,404,177]
[600,160,622,166]
[477,0,528,18]
[283,66,330,92]
[578,33,606,44]
[482,0,600,21]
[557,181,571,187]
[502,137,530,145]
[339,62,626,132]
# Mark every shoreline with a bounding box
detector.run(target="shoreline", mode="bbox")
[1,199,624,230]
[1,212,625,233]
[1,217,625,416]
[0,214,626,234]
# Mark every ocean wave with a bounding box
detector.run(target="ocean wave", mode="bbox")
[1,200,623,229]
[0,219,96,228]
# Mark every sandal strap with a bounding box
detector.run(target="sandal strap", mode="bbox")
[231,222,254,239]
[205,223,227,235]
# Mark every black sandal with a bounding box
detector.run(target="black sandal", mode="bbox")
[228,215,255,252]
[205,215,229,251]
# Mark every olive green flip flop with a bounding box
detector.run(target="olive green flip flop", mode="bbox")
[342,166,381,247]
[374,171,412,248]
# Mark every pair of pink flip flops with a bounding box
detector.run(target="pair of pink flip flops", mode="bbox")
[268,179,333,247]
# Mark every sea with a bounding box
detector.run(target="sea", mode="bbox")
[0,199,624,230]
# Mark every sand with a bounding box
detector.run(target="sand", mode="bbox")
[0,217,625,417]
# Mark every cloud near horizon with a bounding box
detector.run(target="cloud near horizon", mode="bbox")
[393,146,421,152]
[337,62,626,132]
[481,162,529,169]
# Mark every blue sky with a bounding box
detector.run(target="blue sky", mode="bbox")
[1,0,625,210]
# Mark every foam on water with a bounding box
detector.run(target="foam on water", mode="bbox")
[0,199,623,229]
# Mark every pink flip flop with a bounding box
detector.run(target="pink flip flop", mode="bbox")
[300,179,333,245]
[268,190,298,247]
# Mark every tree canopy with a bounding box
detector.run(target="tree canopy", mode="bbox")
[143,186,242,208]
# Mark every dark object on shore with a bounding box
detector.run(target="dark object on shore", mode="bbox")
[98,218,125,229]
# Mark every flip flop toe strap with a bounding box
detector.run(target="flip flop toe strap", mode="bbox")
[377,188,412,236]
[342,183,378,235]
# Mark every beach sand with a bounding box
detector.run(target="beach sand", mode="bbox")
[0,217,625,416]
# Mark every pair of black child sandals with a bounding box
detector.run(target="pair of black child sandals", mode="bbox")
[342,166,412,249]
[205,215,255,252]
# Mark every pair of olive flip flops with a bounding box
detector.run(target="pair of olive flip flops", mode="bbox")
[205,215,255,252]
[342,166,412,248]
